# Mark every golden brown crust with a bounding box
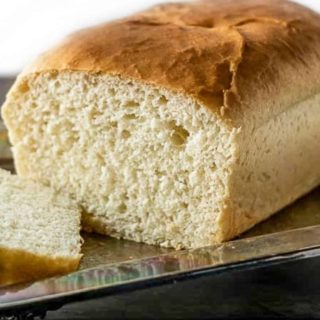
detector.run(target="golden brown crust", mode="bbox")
[22,0,320,126]
[0,247,81,286]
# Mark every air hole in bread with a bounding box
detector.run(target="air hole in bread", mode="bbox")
[89,109,103,121]
[159,95,168,105]
[109,121,118,128]
[168,121,189,147]
[54,81,61,89]
[108,88,116,96]
[96,152,106,165]
[123,114,137,121]
[181,202,188,209]
[118,202,127,213]
[124,100,140,108]
[210,162,217,171]
[121,130,131,139]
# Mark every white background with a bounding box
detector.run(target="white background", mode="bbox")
[0,0,319,75]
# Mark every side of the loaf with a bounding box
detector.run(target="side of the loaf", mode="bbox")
[217,92,320,242]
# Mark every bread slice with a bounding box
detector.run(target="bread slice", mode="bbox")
[0,169,82,286]
[2,0,320,249]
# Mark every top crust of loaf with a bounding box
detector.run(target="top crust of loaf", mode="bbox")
[20,0,320,126]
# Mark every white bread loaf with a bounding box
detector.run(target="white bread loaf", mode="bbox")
[2,0,320,249]
[0,169,82,286]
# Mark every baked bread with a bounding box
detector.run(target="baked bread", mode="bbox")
[2,0,320,249]
[0,169,82,286]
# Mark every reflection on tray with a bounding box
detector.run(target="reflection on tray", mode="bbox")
[2,225,320,308]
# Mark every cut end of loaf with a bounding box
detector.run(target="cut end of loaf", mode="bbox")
[2,72,238,249]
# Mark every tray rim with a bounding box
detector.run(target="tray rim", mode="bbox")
[2,225,320,314]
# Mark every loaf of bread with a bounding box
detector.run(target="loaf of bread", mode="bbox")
[2,0,320,249]
[0,169,82,286]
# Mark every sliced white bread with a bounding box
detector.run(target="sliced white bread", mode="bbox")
[0,169,82,286]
